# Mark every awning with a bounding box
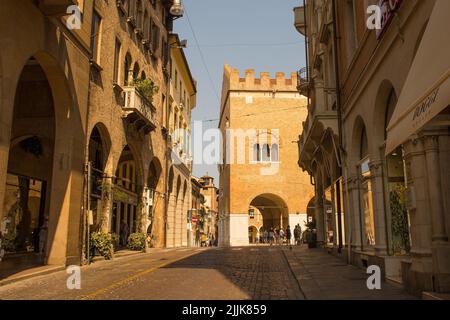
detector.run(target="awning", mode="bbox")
[385,0,450,155]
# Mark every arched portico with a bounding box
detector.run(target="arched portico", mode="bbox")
[1,51,85,270]
[249,193,289,232]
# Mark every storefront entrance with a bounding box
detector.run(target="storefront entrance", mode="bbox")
[2,174,46,257]
[111,146,140,248]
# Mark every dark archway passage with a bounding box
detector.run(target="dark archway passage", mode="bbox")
[2,57,56,272]
[249,194,289,235]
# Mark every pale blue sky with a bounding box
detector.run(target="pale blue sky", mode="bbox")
[174,0,306,182]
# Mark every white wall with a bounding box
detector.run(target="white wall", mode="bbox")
[229,214,249,246]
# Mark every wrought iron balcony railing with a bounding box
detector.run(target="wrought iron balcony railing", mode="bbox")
[297,67,311,96]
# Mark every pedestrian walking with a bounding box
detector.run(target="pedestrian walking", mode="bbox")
[296,224,302,245]
[263,229,268,244]
[201,233,207,247]
[279,228,285,245]
[120,220,129,247]
[268,228,274,246]
[286,225,292,247]
[195,229,200,247]
[294,225,300,245]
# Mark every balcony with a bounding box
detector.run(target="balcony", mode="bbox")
[294,6,306,36]
[122,87,157,134]
[38,0,77,16]
[297,67,311,96]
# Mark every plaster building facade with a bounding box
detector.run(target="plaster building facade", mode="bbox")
[190,176,205,247]
[0,0,92,270]
[165,33,196,248]
[218,65,314,247]
[295,0,450,295]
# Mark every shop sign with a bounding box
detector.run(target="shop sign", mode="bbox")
[376,0,403,39]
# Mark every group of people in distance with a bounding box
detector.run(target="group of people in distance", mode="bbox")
[258,224,303,246]
[195,229,217,247]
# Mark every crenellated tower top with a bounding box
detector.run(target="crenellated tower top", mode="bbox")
[223,64,298,92]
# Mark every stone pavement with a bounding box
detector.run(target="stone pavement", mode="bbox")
[0,246,418,300]
[0,246,304,300]
[282,245,417,300]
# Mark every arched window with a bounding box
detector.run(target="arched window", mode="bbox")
[126,0,136,17]
[128,0,135,18]
[174,111,178,140]
[133,62,140,82]
[384,89,397,140]
[124,53,132,85]
[262,144,270,162]
[253,144,261,162]
[360,127,368,160]
[141,71,146,80]
[143,10,149,39]
[136,0,143,29]
[271,144,279,162]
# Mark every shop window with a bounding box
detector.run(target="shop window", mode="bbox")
[358,126,376,247]
[360,157,376,247]
[2,174,46,254]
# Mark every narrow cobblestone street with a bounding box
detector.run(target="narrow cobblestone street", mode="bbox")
[0,246,416,300]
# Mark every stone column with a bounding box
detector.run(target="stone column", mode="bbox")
[403,138,433,292]
[315,183,325,245]
[341,178,351,247]
[166,193,176,248]
[0,101,13,228]
[347,176,362,251]
[423,135,448,242]
[280,213,283,229]
[0,136,10,227]
[100,176,113,233]
[369,159,388,256]
[181,199,188,247]
[330,183,338,247]
[423,134,450,292]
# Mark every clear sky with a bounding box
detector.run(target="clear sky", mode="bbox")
[173,0,307,182]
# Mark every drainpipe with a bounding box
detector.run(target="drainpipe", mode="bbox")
[331,0,350,261]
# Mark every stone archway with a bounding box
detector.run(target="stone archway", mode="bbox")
[248,226,258,244]
[112,145,142,246]
[146,157,163,242]
[88,124,112,232]
[1,53,84,269]
[249,193,289,233]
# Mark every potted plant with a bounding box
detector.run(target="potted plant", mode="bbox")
[90,231,113,260]
[127,233,146,251]
[131,78,159,103]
